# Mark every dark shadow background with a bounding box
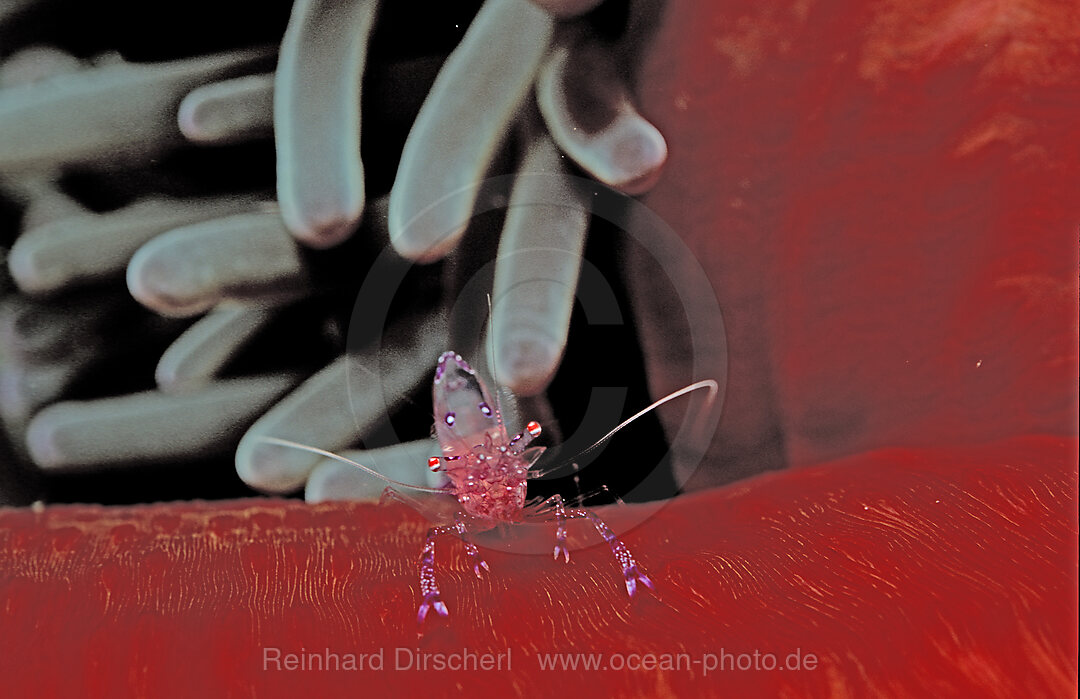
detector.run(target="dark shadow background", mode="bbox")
[0,0,674,507]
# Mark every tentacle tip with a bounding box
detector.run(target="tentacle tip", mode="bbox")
[388,232,460,265]
[4,239,51,295]
[615,168,665,197]
[24,409,64,470]
[177,93,213,143]
[233,436,309,494]
[494,335,561,397]
[283,211,360,250]
[609,122,668,196]
[527,0,604,18]
[386,201,465,264]
[125,247,193,318]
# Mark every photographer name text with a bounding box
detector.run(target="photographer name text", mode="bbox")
[262,646,511,672]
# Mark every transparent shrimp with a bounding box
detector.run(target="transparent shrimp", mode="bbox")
[260,350,718,625]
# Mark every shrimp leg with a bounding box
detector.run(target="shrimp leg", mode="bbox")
[539,494,655,598]
[416,514,489,623]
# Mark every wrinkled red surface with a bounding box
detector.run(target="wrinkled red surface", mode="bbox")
[2,0,1078,695]
[631,0,1079,484]
[1,436,1076,697]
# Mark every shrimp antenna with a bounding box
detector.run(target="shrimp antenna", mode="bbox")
[255,436,448,494]
[484,293,508,431]
[529,379,719,479]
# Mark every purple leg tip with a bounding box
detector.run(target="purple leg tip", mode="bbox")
[417,594,449,624]
[624,567,655,597]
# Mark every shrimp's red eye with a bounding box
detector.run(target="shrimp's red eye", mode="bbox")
[445,413,456,427]
[479,402,493,417]
[526,421,542,437]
